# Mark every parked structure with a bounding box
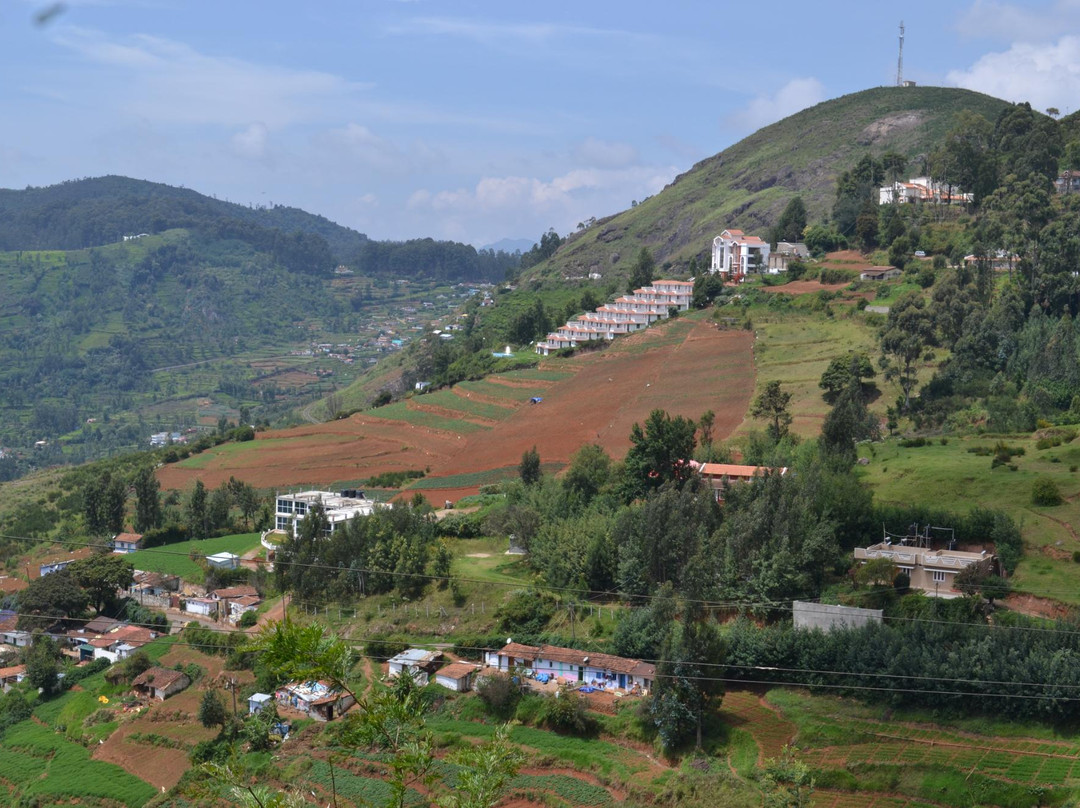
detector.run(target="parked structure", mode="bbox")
[276,680,355,721]
[853,525,995,597]
[711,230,771,281]
[132,667,190,701]
[112,532,144,554]
[249,692,273,714]
[435,661,480,692]
[387,648,443,685]
[535,280,692,356]
[274,490,385,536]
[688,461,788,503]
[1055,171,1080,195]
[486,642,655,693]
[37,548,93,577]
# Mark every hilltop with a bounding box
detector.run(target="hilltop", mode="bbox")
[538,85,1012,283]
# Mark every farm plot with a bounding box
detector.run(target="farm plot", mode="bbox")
[366,401,490,433]
[410,390,514,422]
[0,720,156,807]
[455,378,552,402]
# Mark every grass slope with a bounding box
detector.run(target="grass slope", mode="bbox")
[537,86,1013,283]
[126,532,262,580]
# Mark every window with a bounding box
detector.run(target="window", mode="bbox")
[276,516,290,531]
[277,499,293,514]
[295,502,307,516]
[932,570,946,583]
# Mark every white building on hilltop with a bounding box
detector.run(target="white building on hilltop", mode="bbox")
[274,489,386,537]
[711,230,771,281]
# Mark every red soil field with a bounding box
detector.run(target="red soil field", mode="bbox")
[759,279,851,295]
[159,319,755,501]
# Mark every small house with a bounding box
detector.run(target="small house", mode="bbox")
[0,664,26,692]
[859,267,902,281]
[132,667,190,701]
[206,552,240,570]
[183,598,217,617]
[387,648,443,685]
[112,532,144,554]
[276,680,355,721]
[435,661,479,692]
[249,692,273,714]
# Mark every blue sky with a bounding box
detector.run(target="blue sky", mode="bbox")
[2,0,1079,247]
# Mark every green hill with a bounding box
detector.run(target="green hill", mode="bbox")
[538,85,1013,282]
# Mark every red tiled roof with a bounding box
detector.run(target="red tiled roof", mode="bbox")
[692,462,786,478]
[113,532,143,545]
[131,666,189,690]
[211,585,258,599]
[497,642,540,659]
[0,665,25,679]
[437,661,479,680]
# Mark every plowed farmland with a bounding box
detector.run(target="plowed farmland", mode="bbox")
[158,316,755,499]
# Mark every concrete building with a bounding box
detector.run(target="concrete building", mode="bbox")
[387,648,443,685]
[434,661,480,692]
[688,461,788,503]
[535,280,692,356]
[206,552,240,570]
[274,490,385,537]
[486,642,655,693]
[859,267,902,281]
[112,532,144,554]
[853,532,995,598]
[276,680,355,721]
[793,601,883,632]
[249,693,273,714]
[711,230,771,281]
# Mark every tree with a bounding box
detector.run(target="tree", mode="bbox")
[518,446,541,486]
[820,376,880,467]
[17,569,90,627]
[23,637,61,697]
[620,409,697,501]
[132,466,162,532]
[198,689,229,731]
[698,410,716,454]
[69,554,134,615]
[561,443,612,505]
[954,558,1011,604]
[650,607,726,751]
[773,197,807,243]
[627,247,655,292]
[819,353,876,399]
[208,483,232,531]
[84,472,127,537]
[188,479,209,538]
[880,292,934,410]
[750,381,793,442]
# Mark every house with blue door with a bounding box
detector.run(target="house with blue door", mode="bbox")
[487,641,655,694]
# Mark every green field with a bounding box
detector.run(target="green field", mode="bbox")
[859,436,1080,602]
[126,532,262,580]
[0,721,156,807]
[368,401,490,433]
[414,389,516,421]
[455,378,551,401]
[407,462,564,491]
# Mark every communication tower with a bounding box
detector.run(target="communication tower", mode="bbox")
[897,21,905,86]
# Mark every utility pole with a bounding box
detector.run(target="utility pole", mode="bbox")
[897,21,905,86]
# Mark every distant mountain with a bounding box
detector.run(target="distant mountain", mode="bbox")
[481,237,533,254]
[535,86,1014,282]
[0,176,520,282]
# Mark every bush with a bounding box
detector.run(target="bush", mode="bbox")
[476,674,521,719]
[365,637,408,662]
[1031,478,1064,506]
[238,610,258,628]
[541,685,597,736]
[496,590,556,636]
[898,437,928,448]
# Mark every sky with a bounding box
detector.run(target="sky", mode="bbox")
[1,0,1079,248]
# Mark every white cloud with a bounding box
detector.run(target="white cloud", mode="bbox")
[956,0,1080,43]
[388,17,645,45]
[948,35,1080,110]
[49,27,369,127]
[726,77,826,134]
[573,137,638,169]
[405,164,677,244]
[231,123,269,159]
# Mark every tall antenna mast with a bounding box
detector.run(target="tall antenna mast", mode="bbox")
[897,20,905,86]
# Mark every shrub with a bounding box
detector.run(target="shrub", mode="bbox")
[238,610,258,628]
[898,437,928,448]
[476,673,522,719]
[540,685,597,736]
[365,637,408,662]
[1032,478,1064,506]
[496,590,556,636]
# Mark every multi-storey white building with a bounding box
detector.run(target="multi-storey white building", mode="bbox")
[535,280,692,356]
[711,229,771,280]
[274,489,384,537]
